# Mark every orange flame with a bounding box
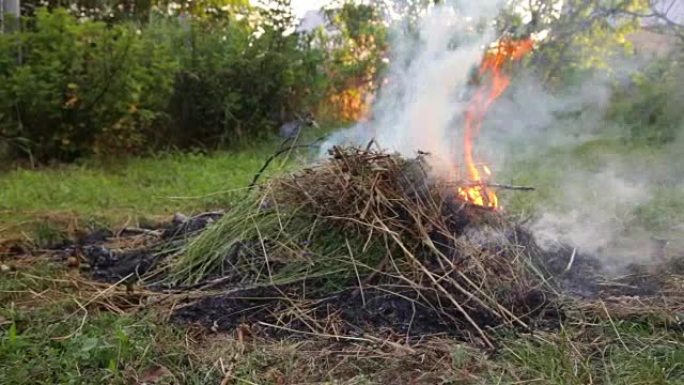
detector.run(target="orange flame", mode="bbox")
[457,37,534,208]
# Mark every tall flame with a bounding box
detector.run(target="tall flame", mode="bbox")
[457,37,534,208]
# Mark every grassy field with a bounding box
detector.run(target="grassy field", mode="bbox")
[0,148,267,235]
[2,261,682,384]
[1,136,683,385]
[499,136,684,253]
[0,134,325,244]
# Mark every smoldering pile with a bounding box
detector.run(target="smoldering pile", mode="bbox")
[71,147,683,347]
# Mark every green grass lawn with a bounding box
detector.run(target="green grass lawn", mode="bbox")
[1,135,683,384]
[1,149,266,226]
[0,138,325,243]
[499,137,684,244]
[2,265,682,384]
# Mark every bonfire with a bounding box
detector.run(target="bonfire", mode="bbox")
[162,146,557,349]
[78,144,683,353]
[73,35,682,352]
[458,36,534,209]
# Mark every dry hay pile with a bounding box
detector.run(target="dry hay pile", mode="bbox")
[67,146,684,349]
[153,147,568,348]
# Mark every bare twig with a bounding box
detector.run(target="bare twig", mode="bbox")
[445,181,535,191]
[248,136,326,189]
[564,248,577,274]
[486,183,536,191]
[248,144,318,189]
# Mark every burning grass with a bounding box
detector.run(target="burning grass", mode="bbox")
[138,146,575,348]
[35,146,681,352]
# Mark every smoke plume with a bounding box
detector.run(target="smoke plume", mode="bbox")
[321,1,500,175]
[320,1,682,270]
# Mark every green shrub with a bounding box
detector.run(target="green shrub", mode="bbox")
[608,56,684,144]
[0,2,387,162]
[167,11,328,147]
[0,8,178,161]
[0,7,330,160]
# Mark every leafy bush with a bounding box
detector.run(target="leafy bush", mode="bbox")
[167,7,329,147]
[0,2,387,162]
[0,8,178,161]
[319,2,388,122]
[608,56,684,144]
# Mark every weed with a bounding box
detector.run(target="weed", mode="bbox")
[0,267,220,385]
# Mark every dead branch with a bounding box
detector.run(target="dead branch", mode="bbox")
[446,182,536,191]
[248,138,324,189]
[486,183,536,191]
[598,1,684,41]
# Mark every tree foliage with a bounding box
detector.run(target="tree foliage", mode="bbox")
[0,8,178,160]
[319,1,388,121]
[499,0,649,86]
[608,51,684,143]
[0,0,383,161]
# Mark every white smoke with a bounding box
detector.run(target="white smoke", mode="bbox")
[484,69,680,269]
[530,170,650,256]
[320,1,502,176]
[319,1,681,269]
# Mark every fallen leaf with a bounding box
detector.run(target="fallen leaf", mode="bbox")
[67,256,80,268]
[139,365,173,384]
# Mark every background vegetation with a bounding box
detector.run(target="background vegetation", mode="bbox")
[1,0,684,384]
[0,0,387,162]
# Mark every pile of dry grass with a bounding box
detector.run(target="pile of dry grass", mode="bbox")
[57,145,682,351]
[162,147,562,348]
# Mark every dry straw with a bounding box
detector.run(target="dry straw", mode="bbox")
[163,146,560,348]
